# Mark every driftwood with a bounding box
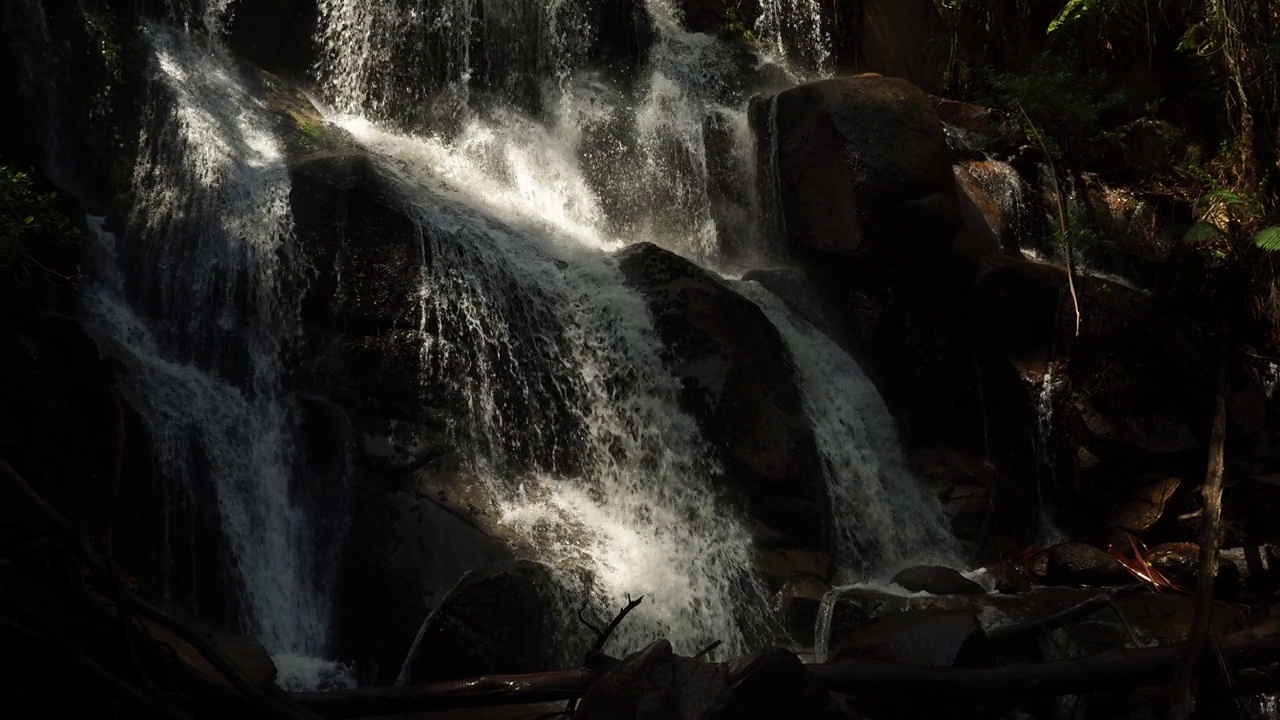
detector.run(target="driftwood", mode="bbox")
[286,618,1280,717]
[292,669,599,718]
[811,617,1280,697]
[987,584,1147,643]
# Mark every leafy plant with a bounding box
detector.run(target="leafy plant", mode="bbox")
[984,50,1126,151]
[1,165,80,275]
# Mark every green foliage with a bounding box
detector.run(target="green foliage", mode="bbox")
[1254,226,1280,252]
[1,165,79,272]
[1047,0,1148,37]
[984,50,1126,150]
[717,4,756,43]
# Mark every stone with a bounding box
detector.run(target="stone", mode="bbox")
[780,575,833,645]
[953,159,1034,259]
[1112,477,1181,536]
[617,242,829,549]
[749,74,979,454]
[1037,543,1129,587]
[1146,542,1244,598]
[741,267,833,333]
[396,561,580,686]
[890,566,986,596]
[753,75,958,260]
[573,640,723,720]
[828,609,992,668]
[756,549,835,590]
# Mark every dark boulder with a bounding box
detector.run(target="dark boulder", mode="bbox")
[396,561,577,686]
[828,608,992,668]
[890,565,985,596]
[1035,543,1129,587]
[225,0,319,79]
[617,242,829,550]
[753,75,957,260]
[750,74,979,456]
[576,641,844,720]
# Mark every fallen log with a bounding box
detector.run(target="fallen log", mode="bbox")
[290,619,1280,717]
[291,669,599,718]
[811,617,1280,697]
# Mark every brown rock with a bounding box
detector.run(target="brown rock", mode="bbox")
[890,565,985,596]
[829,609,992,668]
[754,75,957,260]
[1112,477,1181,536]
[781,575,833,645]
[618,242,829,549]
[1038,543,1129,587]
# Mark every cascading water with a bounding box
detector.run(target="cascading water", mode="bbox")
[739,283,957,571]
[82,21,352,690]
[756,0,830,77]
[310,0,958,661]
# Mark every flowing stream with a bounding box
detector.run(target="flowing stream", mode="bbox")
[77,0,957,687]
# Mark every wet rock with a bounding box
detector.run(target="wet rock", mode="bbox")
[617,242,829,550]
[954,159,1034,259]
[780,575,832,645]
[225,0,318,79]
[1112,477,1182,537]
[752,75,957,260]
[1037,543,1129,587]
[829,609,992,668]
[397,561,578,686]
[741,267,833,333]
[749,75,978,454]
[934,98,1004,136]
[711,647,842,720]
[891,566,986,596]
[1146,543,1243,598]
[755,548,834,591]
[915,446,994,542]
[336,490,514,685]
[577,641,843,720]
[573,640,724,720]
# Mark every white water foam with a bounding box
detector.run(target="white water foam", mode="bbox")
[85,24,352,688]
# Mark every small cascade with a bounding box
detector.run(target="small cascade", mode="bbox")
[83,22,352,690]
[811,588,838,662]
[739,283,958,570]
[1033,293,1067,544]
[755,0,831,77]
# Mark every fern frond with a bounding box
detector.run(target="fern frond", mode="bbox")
[1184,222,1224,245]
[1255,226,1280,251]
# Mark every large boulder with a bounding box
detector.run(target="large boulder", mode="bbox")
[750,75,979,454]
[752,74,957,259]
[617,242,829,549]
[890,565,985,596]
[396,561,580,685]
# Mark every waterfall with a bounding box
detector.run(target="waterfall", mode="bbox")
[307,0,959,660]
[83,23,352,690]
[812,588,837,663]
[333,94,771,660]
[739,283,958,571]
[63,0,961,679]
[756,0,830,76]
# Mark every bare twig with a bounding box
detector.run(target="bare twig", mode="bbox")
[590,595,645,654]
[693,640,723,661]
[1016,102,1081,338]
